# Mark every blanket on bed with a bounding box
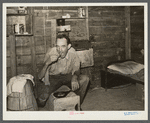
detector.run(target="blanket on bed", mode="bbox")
[107,61,144,75]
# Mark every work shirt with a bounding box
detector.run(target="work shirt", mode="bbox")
[44,47,80,76]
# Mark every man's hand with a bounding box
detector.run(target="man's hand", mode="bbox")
[38,72,44,80]
[71,80,79,91]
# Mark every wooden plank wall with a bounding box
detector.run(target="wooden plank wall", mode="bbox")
[125,7,131,59]
[32,6,88,80]
[8,6,139,88]
[7,14,27,82]
[88,6,126,87]
[6,7,88,84]
[130,6,144,64]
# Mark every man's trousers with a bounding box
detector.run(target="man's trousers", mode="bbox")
[37,74,89,106]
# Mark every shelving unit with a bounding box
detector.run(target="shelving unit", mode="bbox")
[7,7,35,79]
[7,10,33,35]
[54,7,89,42]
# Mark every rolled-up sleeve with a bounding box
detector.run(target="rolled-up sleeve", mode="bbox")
[44,48,52,63]
[42,47,52,85]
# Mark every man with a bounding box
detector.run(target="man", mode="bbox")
[37,34,89,108]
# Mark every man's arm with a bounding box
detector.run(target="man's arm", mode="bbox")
[71,70,80,81]
[71,70,80,91]
[71,51,81,91]
[38,57,52,80]
[38,48,59,80]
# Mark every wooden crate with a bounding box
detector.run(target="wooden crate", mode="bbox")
[46,86,80,111]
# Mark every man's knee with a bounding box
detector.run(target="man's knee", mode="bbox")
[79,74,89,85]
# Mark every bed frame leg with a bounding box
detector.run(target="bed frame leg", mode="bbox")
[105,68,107,91]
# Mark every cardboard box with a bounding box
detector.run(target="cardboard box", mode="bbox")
[59,25,71,32]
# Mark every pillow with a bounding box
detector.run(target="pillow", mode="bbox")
[107,61,144,74]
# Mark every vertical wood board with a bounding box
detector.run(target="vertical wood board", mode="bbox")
[125,6,131,59]
[9,35,16,77]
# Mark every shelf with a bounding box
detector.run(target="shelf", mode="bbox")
[7,13,28,16]
[7,34,33,37]
[63,17,86,19]
[15,34,33,36]
[56,17,87,20]
[57,31,71,33]
[76,48,90,51]
[46,18,88,23]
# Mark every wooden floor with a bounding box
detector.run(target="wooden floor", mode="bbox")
[38,83,144,111]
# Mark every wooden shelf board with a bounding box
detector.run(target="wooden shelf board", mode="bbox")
[7,34,33,37]
[7,13,28,16]
[15,34,33,36]
[57,31,71,33]
[46,17,87,22]
[61,17,86,19]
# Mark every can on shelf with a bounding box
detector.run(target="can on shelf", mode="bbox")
[14,24,19,34]
[78,7,85,18]
[19,24,24,34]
[14,24,24,34]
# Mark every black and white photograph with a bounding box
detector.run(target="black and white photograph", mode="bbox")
[3,3,148,120]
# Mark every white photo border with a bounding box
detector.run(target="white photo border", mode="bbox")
[3,3,148,120]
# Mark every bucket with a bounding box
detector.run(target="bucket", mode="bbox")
[7,80,38,111]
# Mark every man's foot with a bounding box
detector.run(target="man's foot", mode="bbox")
[39,79,43,83]
[36,98,46,107]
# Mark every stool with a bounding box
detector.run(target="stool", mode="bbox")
[46,85,80,111]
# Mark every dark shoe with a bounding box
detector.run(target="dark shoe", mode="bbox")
[39,79,44,83]
[36,98,46,107]
[75,104,82,111]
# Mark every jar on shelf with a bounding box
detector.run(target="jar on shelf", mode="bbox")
[14,24,19,34]
[78,7,85,18]
[14,24,24,34]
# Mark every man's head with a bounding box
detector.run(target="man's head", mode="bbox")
[56,34,71,59]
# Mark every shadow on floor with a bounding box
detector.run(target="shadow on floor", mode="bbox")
[38,83,144,111]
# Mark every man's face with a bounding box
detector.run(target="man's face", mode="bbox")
[56,38,69,59]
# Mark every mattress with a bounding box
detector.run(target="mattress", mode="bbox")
[107,61,144,83]
[107,61,144,75]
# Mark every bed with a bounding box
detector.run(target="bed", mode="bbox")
[101,60,144,91]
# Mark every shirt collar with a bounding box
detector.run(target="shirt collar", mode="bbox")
[65,51,69,60]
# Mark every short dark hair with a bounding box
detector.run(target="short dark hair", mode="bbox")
[56,34,71,45]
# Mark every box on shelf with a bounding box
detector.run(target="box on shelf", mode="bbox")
[58,25,71,32]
